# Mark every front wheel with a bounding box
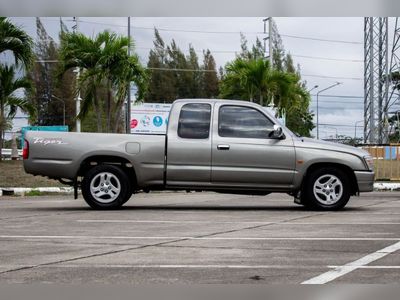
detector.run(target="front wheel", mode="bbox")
[81,165,131,209]
[301,167,351,211]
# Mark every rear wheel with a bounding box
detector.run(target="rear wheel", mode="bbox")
[301,167,350,211]
[81,165,131,209]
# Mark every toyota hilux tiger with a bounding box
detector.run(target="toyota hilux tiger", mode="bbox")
[23,99,375,210]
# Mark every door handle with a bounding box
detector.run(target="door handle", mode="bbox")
[217,144,230,150]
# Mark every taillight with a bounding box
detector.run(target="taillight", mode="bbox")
[22,139,29,160]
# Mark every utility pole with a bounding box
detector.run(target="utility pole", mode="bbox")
[268,17,273,68]
[126,16,132,134]
[73,17,82,132]
[263,17,273,68]
[364,17,389,144]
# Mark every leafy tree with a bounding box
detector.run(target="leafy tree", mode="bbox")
[388,114,400,143]
[145,29,219,103]
[220,58,304,114]
[334,134,363,146]
[27,17,76,127]
[202,49,219,98]
[0,17,33,68]
[59,30,146,133]
[0,17,33,158]
[145,29,176,102]
[0,65,34,159]
[220,34,314,136]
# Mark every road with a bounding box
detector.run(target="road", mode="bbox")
[0,191,399,283]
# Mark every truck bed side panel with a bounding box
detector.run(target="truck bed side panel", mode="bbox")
[23,131,166,187]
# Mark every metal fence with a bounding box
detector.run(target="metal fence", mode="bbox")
[361,144,400,181]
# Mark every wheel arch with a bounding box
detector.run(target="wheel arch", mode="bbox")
[77,155,137,188]
[302,162,359,196]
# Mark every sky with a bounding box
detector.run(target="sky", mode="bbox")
[7,17,397,139]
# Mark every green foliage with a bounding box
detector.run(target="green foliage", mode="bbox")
[27,18,76,128]
[0,17,33,68]
[335,135,363,146]
[388,114,400,143]
[144,29,219,103]
[220,36,314,137]
[59,29,147,132]
[0,65,33,155]
[0,17,34,160]
[25,190,42,196]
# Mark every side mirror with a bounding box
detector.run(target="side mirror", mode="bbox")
[270,125,285,139]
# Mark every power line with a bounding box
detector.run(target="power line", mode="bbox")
[318,123,364,127]
[310,101,363,104]
[302,74,362,81]
[291,54,363,63]
[137,46,364,63]
[311,94,363,99]
[311,107,363,109]
[280,34,362,45]
[74,20,365,46]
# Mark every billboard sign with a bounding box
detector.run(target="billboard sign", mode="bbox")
[130,103,172,134]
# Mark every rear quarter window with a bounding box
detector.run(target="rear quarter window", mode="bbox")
[178,103,212,139]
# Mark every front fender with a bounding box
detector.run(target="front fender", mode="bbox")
[293,147,367,190]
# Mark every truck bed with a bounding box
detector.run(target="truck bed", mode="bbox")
[23,131,166,187]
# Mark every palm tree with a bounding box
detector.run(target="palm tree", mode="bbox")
[0,17,33,67]
[59,30,146,133]
[0,65,34,160]
[220,58,306,116]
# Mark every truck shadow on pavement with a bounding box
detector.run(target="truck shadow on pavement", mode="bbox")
[20,204,364,212]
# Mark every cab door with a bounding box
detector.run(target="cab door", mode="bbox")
[166,102,213,187]
[211,103,296,189]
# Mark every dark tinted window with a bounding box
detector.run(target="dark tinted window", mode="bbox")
[218,105,274,139]
[178,103,211,139]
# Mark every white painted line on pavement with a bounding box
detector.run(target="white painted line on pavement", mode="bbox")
[302,241,400,284]
[77,220,400,225]
[328,265,400,269]
[0,235,399,241]
[30,264,323,269]
[77,220,273,224]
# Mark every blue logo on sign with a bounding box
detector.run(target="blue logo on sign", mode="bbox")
[153,116,163,127]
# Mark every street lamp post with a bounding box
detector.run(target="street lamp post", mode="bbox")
[316,82,342,139]
[308,85,319,93]
[51,95,66,126]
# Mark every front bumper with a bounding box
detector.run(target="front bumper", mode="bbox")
[354,170,375,192]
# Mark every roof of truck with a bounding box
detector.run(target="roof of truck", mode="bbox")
[173,98,259,105]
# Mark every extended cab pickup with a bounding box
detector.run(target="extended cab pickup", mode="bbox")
[23,99,375,210]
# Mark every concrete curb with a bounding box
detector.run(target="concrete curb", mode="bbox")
[373,182,400,191]
[0,187,74,196]
[1,182,400,196]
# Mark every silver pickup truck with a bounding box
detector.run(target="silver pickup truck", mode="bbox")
[23,99,375,210]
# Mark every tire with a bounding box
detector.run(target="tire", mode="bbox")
[301,167,351,211]
[81,165,131,210]
[122,187,133,205]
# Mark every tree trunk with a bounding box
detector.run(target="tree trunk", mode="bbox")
[106,81,112,133]
[93,89,102,133]
[112,98,124,133]
[260,94,263,106]
[0,129,3,162]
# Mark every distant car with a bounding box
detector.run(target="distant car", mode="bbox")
[23,99,374,210]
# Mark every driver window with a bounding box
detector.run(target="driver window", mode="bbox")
[218,105,274,139]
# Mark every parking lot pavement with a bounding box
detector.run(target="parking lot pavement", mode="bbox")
[0,191,399,283]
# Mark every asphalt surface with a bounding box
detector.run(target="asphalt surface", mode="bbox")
[0,191,399,284]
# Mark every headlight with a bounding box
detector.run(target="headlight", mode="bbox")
[363,155,374,171]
